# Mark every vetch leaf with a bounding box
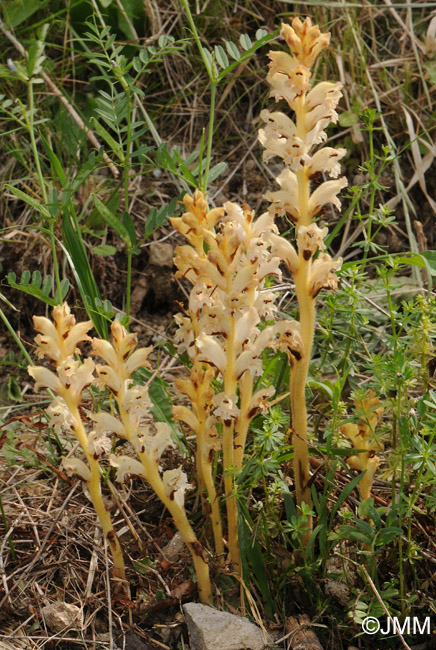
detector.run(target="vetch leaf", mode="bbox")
[214,45,229,69]
[239,34,252,50]
[93,244,117,257]
[208,161,227,183]
[225,40,240,60]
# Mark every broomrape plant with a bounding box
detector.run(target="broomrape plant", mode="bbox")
[28,305,211,603]
[258,17,347,538]
[171,191,301,577]
[27,15,348,600]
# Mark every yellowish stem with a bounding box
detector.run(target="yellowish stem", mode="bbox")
[117,386,212,602]
[196,404,225,561]
[222,313,241,576]
[68,403,126,580]
[138,449,212,603]
[290,93,315,541]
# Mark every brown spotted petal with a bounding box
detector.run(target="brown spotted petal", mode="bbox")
[47,396,76,433]
[62,458,91,482]
[28,365,63,394]
[297,224,328,258]
[307,147,347,179]
[95,364,121,393]
[212,392,240,421]
[196,333,227,374]
[147,423,175,462]
[259,110,308,168]
[266,51,311,105]
[162,467,190,507]
[308,177,348,219]
[308,253,342,298]
[274,320,303,360]
[88,430,112,457]
[247,386,275,419]
[265,232,299,275]
[264,168,301,222]
[110,319,138,360]
[58,357,95,404]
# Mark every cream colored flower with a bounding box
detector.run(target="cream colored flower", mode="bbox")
[162,467,191,507]
[234,349,264,379]
[281,17,330,68]
[33,303,92,362]
[307,147,346,179]
[234,307,260,351]
[264,168,301,222]
[147,423,175,462]
[111,319,137,359]
[28,366,63,394]
[125,347,152,376]
[47,396,76,433]
[212,392,240,422]
[259,110,308,168]
[297,224,328,259]
[196,333,227,373]
[247,386,275,420]
[88,430,112,457]
[170,190,223,252]
[308,177,348,219]
[58,357,95,404]
[309,253,342,298]
[122,384,152,418]
[62,458,91,482]
[173,313,195,356]
[92,411,127,438]
[91,338,118,368]
[95,364,121,394]
[265,232,299,274]
[109,454,147,482]
[274,320,303,361]
[266,51,311,105]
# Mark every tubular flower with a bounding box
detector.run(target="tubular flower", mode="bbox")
[162,467,191,508]
[62,458,91,482]
[33,303,92,362]
[170,190,223,254]
[280,17,330,68]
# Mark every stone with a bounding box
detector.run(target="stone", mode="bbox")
[41,602,83,633]
[162,532,187,561]
[183,602,274,650]
[148,242,173,268]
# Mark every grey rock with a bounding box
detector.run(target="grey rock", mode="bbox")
[183,602,274,650]
[148,242,173,268]
[162,531,187,561]
[41,602,83,633]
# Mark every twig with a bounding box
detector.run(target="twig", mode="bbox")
[0,483,79,610]
[360,565,412,650]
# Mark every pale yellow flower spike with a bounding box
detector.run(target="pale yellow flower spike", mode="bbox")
[341,390,384,502]
[259,17,347,543]
[28,304,126,587]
